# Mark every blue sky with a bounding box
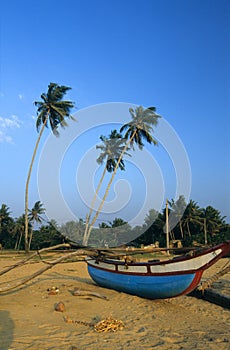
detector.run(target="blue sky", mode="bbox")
[0,0,229,225]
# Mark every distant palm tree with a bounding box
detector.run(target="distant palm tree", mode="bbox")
[14,215,28,251]
[24,83,74,252]
[200,206,226,244]
[86,106,160,245]
[0,204,11,227]
[169,195,187,238]
[0,204,13,248]
[83,130,129,245]
[182,200,201,237]
[28,201,45,249]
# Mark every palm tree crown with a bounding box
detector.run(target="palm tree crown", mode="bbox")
[28,201,46,225]
[120,106,160,150]
[96,129,130,172]
[34,83,75,136]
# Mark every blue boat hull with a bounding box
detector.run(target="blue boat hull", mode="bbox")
[88,265,198,299]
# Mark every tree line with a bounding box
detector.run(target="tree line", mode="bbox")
[0,196,229,250]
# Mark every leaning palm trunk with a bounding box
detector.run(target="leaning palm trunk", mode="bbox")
[28,224,35,250]
[84,133,136,245]
[15,232,23,251]
[179,220,184,238]
[186,221,191,237]
[28,231,33,250]
[25,115,48,253]
[83,166,107,245]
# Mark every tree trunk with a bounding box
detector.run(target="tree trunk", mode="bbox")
[25,115,48,253]
[28,223,35,250]
[16,231,23,251]
[83,166,107,245]
[84,133,136,245]
[179,220,184,238]
[187,221,191,237]
[14,235,20,250]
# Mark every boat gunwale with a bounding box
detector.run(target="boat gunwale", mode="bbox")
[86,241,230,276]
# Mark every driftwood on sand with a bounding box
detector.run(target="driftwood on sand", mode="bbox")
[0,244,98,293]
[72,287,108,300]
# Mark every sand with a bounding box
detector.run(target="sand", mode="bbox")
[0,254,229,350]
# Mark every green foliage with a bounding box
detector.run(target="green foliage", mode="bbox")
[1,196,229,249]
[30,223,65,250]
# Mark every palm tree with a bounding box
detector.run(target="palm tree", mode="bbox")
[24,83,74,252]
[182,200,201,238]
[169,195,187,238]
[0,204,13,248]
[0,204,11,228]
[83,130,130,245]
[28,201,45,249]
[14,215,29,251]
[86,106,161,245]
[200,206,226,244]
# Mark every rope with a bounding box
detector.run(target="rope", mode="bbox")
[198,261,230,292]
[64,315,125,332]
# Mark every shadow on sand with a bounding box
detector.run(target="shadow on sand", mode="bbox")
[0,310,15,350]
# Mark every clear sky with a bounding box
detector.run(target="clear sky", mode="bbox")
[0,0,229,226]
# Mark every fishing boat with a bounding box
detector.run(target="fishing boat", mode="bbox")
[86,241,230,299]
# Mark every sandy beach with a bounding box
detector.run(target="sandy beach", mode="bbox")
[0,254,229,350]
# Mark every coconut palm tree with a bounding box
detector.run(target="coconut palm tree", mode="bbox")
[0,204,13,248]
[83,130,130,245]
[169,195,187,238]
[86,106,160,245]
[200,206,226,244]
[24,83,74,252]
[0,204,11,228]
[182,200,201,237]
[14,215,29,251]
[28,201,46,249]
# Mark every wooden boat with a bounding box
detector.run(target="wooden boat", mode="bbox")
[86,241,230,299]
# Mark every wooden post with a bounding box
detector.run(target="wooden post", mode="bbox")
[166,199,170,255]
[204,218,207,245]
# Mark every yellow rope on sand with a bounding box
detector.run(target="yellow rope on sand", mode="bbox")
[64,315,125,332]
[94,316,125,332]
